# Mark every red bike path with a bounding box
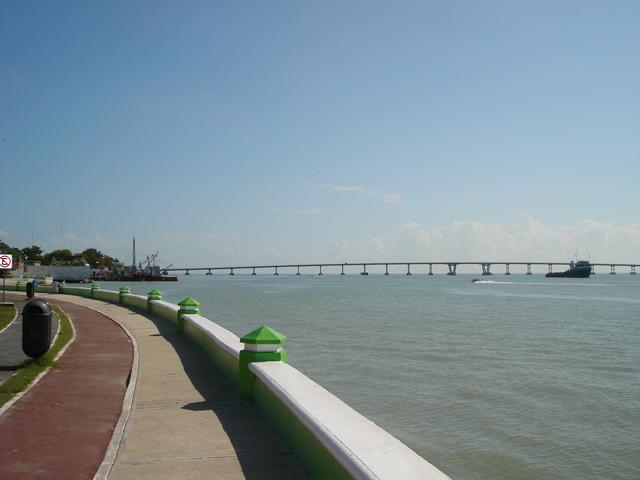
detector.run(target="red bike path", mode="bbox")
[0,299,133,480]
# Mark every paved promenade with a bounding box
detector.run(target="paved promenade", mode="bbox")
[0,298,29,383]
[0,298,133,480]
[20,294,309,479]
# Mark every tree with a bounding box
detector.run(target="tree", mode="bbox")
[102,255,121,269]
[0,239,23,259]
[42,249,74,265]
[79,248,121,269]
[21,245,44,262]
[80,248,103,268]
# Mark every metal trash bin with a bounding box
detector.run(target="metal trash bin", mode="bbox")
[52,282,60,294]
[22,299,53,358]
[26,281,36,298]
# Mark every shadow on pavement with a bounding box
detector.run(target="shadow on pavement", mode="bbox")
[133,310,309,480]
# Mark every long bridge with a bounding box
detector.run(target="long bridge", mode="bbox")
[164,261,639,276]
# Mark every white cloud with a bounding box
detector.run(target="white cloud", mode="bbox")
[381,193,401,204]
[6,215,637,270]
[270,208,320,215]
[319,184,365,192]
[203,233,238,241]
[314,215,640,267]
[393,214,640,263]
[318,184,401,204]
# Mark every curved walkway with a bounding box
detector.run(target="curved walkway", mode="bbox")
[0,299,133,480]
[0,299,32,384]
[37,295,309,480]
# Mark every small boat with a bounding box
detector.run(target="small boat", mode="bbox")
[546,260,592,278]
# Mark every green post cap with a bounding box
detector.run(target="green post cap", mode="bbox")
[118,285,130,305]
[178,297,201,308]
[176,297,200,333]
[91,283,100,289]
[146,289,162,313]
[240,326,286,345]
[239,326,287,399]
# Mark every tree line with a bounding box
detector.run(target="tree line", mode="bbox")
[0,240,122,269]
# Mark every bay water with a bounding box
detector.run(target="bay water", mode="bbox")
[99,273,640,479]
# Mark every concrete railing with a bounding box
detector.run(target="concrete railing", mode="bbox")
[2,282,450,480]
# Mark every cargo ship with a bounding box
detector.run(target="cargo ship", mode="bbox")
[546,260,592,278]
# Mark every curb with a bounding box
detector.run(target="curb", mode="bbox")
[0,303,19,335]
[0,304,77,417]
[81,301,140,480]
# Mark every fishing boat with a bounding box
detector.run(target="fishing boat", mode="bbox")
[111,238,178,281]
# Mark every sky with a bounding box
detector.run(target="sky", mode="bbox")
[1,1,639,268]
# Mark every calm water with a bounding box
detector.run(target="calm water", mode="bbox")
[100,273,640,479]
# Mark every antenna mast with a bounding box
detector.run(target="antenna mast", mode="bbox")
[132,237,136,272]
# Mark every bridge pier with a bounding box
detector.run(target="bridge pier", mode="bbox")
[631,266,637,275]
[482,263,492,276]
[447,264,457,275]
[252,267,256,276]
[526,264,532,275]
[428,264,433,276]
[185,270,190,276]
[296,266,301,276]
[274,266,279,276]
[406,264,411,276]
[548,264,553,274]
[361,264,368,276]
[318,265,323,276]
[229,268,234,276]
[206,269,212,276]
[610,265,616,275]
[505,264,511,275]
[341,264,345,276]
[384,264,389,276]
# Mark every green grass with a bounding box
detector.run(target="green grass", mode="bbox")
[0,304,17,331]
[0,305,74,407]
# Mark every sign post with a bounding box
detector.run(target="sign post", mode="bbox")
[0,254,13,303]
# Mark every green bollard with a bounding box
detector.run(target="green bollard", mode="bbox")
[147,289,163,312]
[176,297,200,333]
[119,286,131,304]
[90,282,100,298]
[239,326,287,399]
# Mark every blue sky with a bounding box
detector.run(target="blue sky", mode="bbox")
[1,1,639,267]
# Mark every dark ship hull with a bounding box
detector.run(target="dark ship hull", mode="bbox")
[546,261,591,278]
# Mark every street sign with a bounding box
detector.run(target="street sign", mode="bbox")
[0,254,11,302]
[0,254,12,269]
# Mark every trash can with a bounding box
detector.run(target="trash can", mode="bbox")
[26,281,35,298]
[22,299,53,358]
[52,282,60,294]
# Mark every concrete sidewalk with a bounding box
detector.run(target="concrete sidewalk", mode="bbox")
[40,294,309,480]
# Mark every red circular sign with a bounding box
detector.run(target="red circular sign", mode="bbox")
[0,255,12,268]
